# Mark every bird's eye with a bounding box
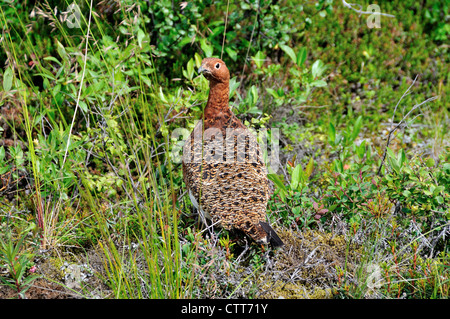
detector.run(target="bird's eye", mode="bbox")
[215,63,220,69]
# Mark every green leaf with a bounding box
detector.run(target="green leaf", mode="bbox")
[389,156,400,174]
[350,116,363,142]
[386,147,396,161]
[252,51,266,68]
[186,58,194,80]
[35,71,56,81]
[229,77,240,98]
[250,85,258,105]
[78,100,88,113]
[311,59,327,78]
[333,159,343,173]
[225,47,237,61]
[310,80,327,87]
[292,206,301,216]
[403,166,412,175]
[443,163,450,172]
[268,173,287,194]
[247,107,262,115]
[0,146,5,162]
[137,28,145,48]
[397,149,406,168]
[52,83,61,98]
[159,86,168,103]
[267,174,287,202]
[194,53,203,68]
[291,164,302,190]
[43,56,62,66]
[328,122,336,145]
[200,39,213,57]
[356,140,366,159]
[366,144,372,160]
[56,40,68,62]
[266,88,279,99]
[296,94,307,104]
[433,185,444,196]
[305,157,314,179]
[279,44,296,64]
[3,67,13,92]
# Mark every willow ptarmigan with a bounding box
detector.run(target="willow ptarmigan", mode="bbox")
[182,57,284,247]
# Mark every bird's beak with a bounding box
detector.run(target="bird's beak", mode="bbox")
[198,65,207,74]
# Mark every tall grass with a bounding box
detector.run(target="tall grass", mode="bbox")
[339,215,450,299]
[0,3,46,246]
[80,71,193,298]
[65,1,195,298]
[1,1,195,298]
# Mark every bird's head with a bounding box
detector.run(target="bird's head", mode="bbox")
[198,58,230,83]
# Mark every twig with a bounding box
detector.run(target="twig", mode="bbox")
[231,5,259,111]
[342,0,396,18]
[380,123,430,128]
[62,0,94,167]
[295,104,330,109]
[377,75,439,176]
[220,0,230,60]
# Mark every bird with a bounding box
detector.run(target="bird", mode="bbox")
[182,57,284,247]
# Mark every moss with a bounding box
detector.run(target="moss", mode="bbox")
[256,229,360,299]
[46,257,67,280]
[44,253,80,281]
[259,278,337,299]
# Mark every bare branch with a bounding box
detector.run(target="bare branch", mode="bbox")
[342,0,396,18]
[390,75,419,131]
[377,75,439,176]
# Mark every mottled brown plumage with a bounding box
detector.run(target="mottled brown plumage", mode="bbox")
[182,57,283,247]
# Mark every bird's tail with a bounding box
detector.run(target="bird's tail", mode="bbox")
[259,221,284,247]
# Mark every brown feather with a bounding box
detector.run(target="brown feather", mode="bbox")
[182,57,283,247]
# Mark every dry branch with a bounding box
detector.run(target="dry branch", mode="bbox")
[377,75,439,176]
[342,0,396,18]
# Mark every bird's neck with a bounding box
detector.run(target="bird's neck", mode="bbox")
[203,81,232,121]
